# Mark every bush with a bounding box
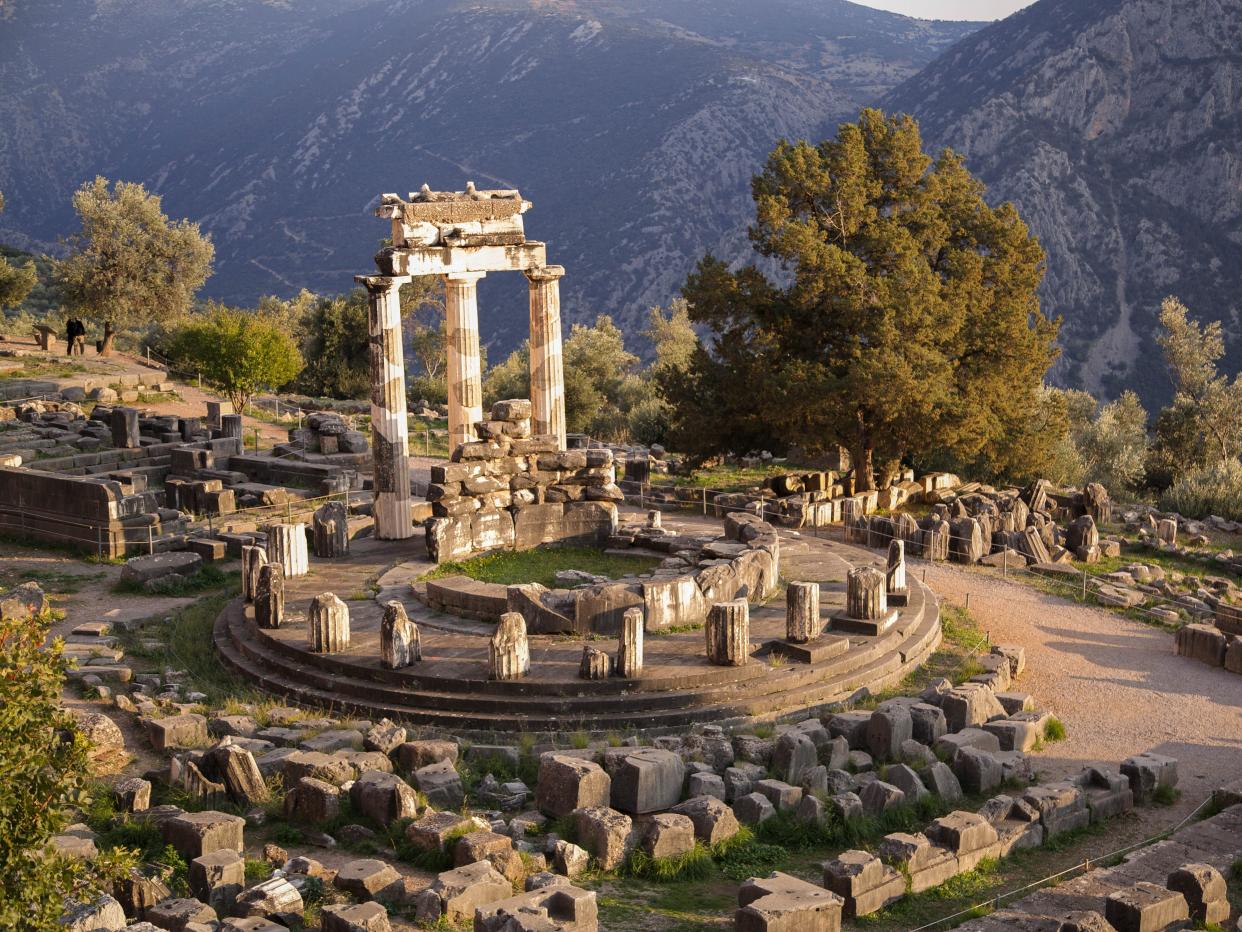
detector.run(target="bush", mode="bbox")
[1160,459,1242,520]
[0,612,93,927]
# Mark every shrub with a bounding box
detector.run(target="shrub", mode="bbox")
[1043,717,1067,742]
[0,612,93,927]
[1160,458,1242,520]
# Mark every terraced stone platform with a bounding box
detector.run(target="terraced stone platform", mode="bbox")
[214,514,942,735]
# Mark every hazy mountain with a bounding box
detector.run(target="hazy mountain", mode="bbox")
[883,0,1242,407]
[0,0,976,352]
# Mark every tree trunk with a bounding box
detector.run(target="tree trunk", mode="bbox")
[853,444,875,492]
[100,321,116,356]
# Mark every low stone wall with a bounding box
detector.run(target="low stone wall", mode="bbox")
[423,400,627,564]
[0,467,161,557]
[705,471,962,530]
[417,510,781,636]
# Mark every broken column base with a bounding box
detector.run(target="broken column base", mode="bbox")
[830,608,899,637]
[763,635,850,665]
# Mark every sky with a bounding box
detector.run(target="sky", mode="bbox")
[852,0,1036,20]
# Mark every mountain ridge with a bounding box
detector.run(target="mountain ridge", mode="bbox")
[0,0,977,351]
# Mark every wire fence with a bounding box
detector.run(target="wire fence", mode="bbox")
[907,793,1218,931]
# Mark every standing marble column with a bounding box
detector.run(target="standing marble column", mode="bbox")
[357,274,414,540]
[525,265,567,448]
[444,272,486,451]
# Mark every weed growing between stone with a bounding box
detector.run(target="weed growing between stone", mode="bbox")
[111,563,237,597]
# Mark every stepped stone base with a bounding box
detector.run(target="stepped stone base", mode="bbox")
[214,522,942,734]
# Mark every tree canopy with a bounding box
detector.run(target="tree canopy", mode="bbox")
[0,192,38,312]
[168,304,303,413]
[1152,296,1242,472]
[57,177,213,353]
[0,610,92,927]
[663,109,1059,488]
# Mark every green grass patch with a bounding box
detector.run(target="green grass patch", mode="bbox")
[667,461,821,493]
[114,592,259,707]
[421,545,662,590]
[112,563,237,597]
[626,842,714,882]
[1044,717,1067,742]
[0,567,105,595]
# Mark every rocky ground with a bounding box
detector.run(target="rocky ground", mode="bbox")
[925,562,1242,831]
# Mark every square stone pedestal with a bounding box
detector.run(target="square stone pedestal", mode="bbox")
[830,609,899,637]
[764,635,850,664]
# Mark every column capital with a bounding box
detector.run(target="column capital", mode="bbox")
[443,271,488,285]
[525,264,566,284]
[354,274,410,294]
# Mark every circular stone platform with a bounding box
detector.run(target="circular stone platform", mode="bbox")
[214,513,942,735]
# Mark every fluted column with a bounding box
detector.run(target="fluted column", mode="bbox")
[525,265,566,449]
[357,274,414,540]
[445,272,486,451]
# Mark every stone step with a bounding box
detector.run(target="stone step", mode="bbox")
[214,586,939,733]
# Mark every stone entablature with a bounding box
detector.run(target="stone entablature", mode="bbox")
[359,184,568,542]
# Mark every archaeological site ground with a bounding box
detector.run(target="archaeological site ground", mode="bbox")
[2,178,1240,932]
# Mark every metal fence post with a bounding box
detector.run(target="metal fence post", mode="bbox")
[147,525,154,555]
[1081,568,1088,602]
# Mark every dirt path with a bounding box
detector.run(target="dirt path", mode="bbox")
[923,562,1242,830]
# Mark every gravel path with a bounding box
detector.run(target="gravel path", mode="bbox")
[924,562,1242,830]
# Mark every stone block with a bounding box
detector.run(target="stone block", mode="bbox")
[772,731,818,786]
[941,683,1005,732]
[1175,623,1226,665]
[688,771,726,800]
[1166,863,1228,925]
[736,871,844,932]
[1022,782,1089,839]
[537,754,611,818]
[866,705,913,761]
[396,739,459,772]
[1104,882,1189,932]
[284,776,341,823]
[822,850,904,918]
[320,902,391,932]
[877,832,959,894]
[754,779,802,812]
[234,877,303,922]
[349,770,420,827]
[733,792,776,826]
[572,806,633,870]
[147,713,208,751]
[188,849,243,914]
[640,812,695,860]
[609,748,684,815]
[475,885,598,932]
[671,795,741,845]
[161,810,244,860]
[919,761,963,801]
[858,780,905,814]
[953,746,1003,795]
[333,859,401,901]
[147,896,217,930]
[1120,752,1178,802]
[413,759,464,810]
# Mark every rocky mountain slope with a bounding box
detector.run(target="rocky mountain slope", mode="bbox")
[883,0,1242,406]
[0,0,975,350]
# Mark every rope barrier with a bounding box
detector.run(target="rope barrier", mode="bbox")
[906,794,1218,931]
